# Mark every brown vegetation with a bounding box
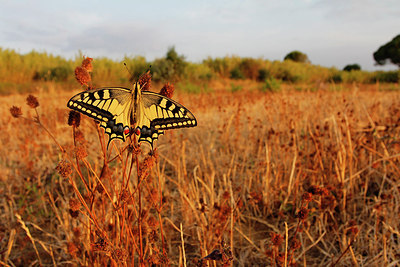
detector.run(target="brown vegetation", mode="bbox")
[1,63,400,266]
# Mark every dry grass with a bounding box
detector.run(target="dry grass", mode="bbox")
[1,80,400,266]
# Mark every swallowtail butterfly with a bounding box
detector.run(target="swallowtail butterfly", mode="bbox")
[67,82,197,149]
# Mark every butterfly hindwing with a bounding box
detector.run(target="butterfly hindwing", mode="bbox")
[67,87,132,144]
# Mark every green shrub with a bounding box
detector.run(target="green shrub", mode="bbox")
[151,47,187,82]
[177,82,211,94]
[260,78,281,92]
[230,67,245,80]
[331,73,343,83]
[238,58,262,80]
[185,63,214,82]
[33,66,72,81]
[257,68,270,82]
[230,83,243,92]
[371,71,400,83]
[343,64,361,71]
[284,50,310,63]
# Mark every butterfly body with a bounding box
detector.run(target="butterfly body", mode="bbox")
[67,83,197,148]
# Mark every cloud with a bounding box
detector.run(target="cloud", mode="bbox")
[63,23,167,60]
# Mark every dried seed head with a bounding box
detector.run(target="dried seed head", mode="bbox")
[10,106,22,118]
[147,215,159,230]
[138,71,152,91]
[92,238,110,252]
[302,192,312,202]
[69,198,81,212]
[159,82,174,98]
[222,191,230,200]
[81,57,93,72]
[112,248,128,262]
[270,233,284,247]
[146,188,159,203]
[138,153,157,178]
[67,242,79,257]
[120,189,130,202]
[56,160,72,178]
[26,95,39,108]
[296,207,309,220]
[75,145,88,159]
[69,209,79,218]
[148,229,159,243]
[73,227,81,240]
[68,110,81,127]
[75,66,91,86]
[308,185,323,195]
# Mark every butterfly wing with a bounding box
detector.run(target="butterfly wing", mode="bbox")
[137,91,197,148]
[67,86,197,149]
[67,87,132,144]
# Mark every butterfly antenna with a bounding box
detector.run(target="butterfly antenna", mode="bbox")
[123,62,134,81]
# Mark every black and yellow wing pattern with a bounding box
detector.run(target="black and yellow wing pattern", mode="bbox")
[67,83,197,148]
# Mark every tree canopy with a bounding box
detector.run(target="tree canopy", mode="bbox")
[373,34,400,67]
[343,64,361,72]
[284,51,310,63]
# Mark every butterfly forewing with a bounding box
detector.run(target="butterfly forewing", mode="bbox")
[136,92,197,147]
[67,88,132,143]
[142,91,197,130]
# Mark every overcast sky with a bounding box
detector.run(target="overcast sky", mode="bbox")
[1,0,399,70]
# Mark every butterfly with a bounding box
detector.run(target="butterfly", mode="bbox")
[67,82,197,149]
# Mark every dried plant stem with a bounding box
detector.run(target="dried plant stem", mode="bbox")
[180,223,187,267]
[284,222,288,267]
[330,234,358,267]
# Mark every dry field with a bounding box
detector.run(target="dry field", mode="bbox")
[1,83,400,266]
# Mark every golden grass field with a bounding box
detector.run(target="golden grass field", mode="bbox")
[1,80,400,266]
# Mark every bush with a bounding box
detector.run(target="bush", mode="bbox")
[257,68,270,82]
[33,66,72,82]
[371,71,400,83]
[230,83,243,93]
[151,47,187,82]
[261,78,281,92]
[185,63,214,82]
[284,51,310,63]
[343,64,361,71]
[238,58,262,80]
[230,67,245,80]
[331,73,343,84]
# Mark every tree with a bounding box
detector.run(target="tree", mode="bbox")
[373,34,400,67]
[284,51,310,63]
[343,64,361,71]
[151,46,187,82]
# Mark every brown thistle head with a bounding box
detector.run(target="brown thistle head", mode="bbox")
[81,57,93,72]
[138,70,152,91]
[26,95,39,108]
[10,106,22,118]
[75,66,91,86]
[159,82,174,98]
[68,110,81,127]
[56,160,73,178]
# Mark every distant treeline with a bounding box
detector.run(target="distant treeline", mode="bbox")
[0,47,399,93]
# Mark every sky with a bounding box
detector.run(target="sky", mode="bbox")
[1,0,399,71]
